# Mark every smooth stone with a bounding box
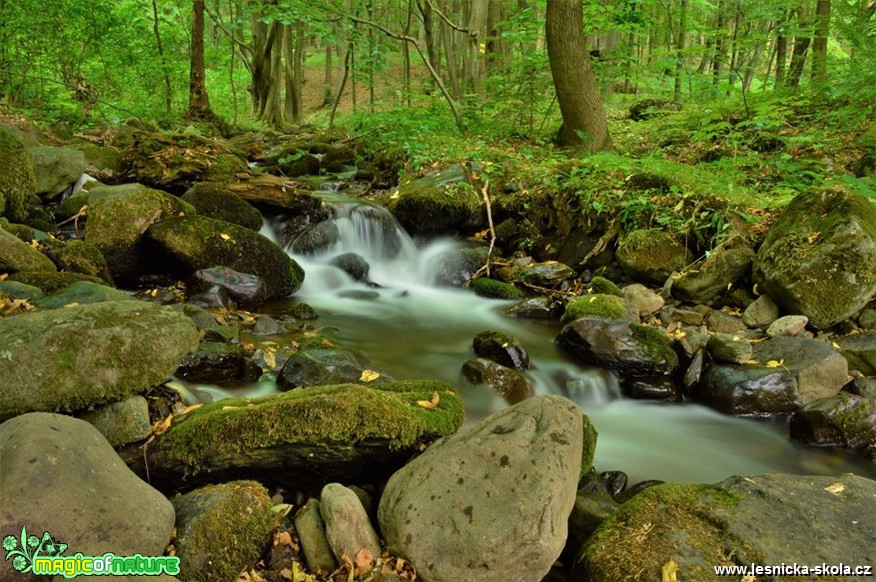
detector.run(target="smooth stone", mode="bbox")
[472,330,530,370]
[706,333,753,364]
[505,296,564,319]
[0,228,56,273]
[671,245,754,304]
[766,314,809,337]
[838,331,876,375]
[320,483,381,565]
[294,498,338,575]
[77,395,152,447]
[705,309,747,334]
[742,295,780,328]
[461,358,534,405]
[790,393,876,452]
[188,266,268,310]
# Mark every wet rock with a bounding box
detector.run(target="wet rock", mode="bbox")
[172,481,274,582]
[291,220,340,255]
[0,300,199,418]
[567,493,619,558]
[462,358,534,405]
[189,266,268,310]
[0,228,56,273]
[434,246,489,286]
[76,395,153,447]
[252,315,288,335]
[556,318,679,377]
[663,307,704,326]
[623,377,682,401]
[696,337,848,415]
[616,229,692,285]
[621,283,664,316]
[390,164,481,235]
[294,498,337,574]
[849,376,876,398]
[27,146,88,199]
[672,245,754,304]
[277,348,391,390]
[0,413,175,581]
[181,182,263,231]
[0,126,36,222]
[859,308,876,330]
[42,239,114,284]
[790,393,876,453]
[7,270,104,293]
[506,296,563,319]
[705,309,747,334]
[743,294,780,328]
[187,284,234,310]
[837,331,876,375]
[599,471,628,498]
[32,281,128,309]
[472,330,530,370]
[588,276,621,296]
[330,252,371,282]
[682,350,704,390]
[576,473,876,581]
[753,187,876,329]
[513,260,577,287]
[470,277,524,300]
[766,314,809,337]
[378,396,585,582]
[320,483,381,565]
[562,294,628,323]
[613,480,665,503]
[176,341,260,385]
[145,215,304,299]
[125,381,464,492]
[0,280,43,301]
[706,333,753,364]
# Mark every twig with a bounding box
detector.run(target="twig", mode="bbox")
[480,179,495,277]
[424,0,478,37]
[577,219,620,268]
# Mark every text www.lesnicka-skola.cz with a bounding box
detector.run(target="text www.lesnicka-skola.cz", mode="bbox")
[714,563,873,577]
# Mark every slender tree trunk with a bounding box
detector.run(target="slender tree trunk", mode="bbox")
[151,0,173,115]
[486,0,502,73]
[787,2,811,89]
[674,0,688,100]
[545,0,610,151]
[812,0,830,84]
[403,0,413,105]
[323,36,334,107]
[775,12,788,89]
[712,0,726,86]
[187,0,215,121]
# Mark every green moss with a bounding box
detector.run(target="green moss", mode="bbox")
[588,276,621,296]
[391,165,482,234]
[471,277,524,299]
[8,271,104,293]
[581,414,598,476]
[563,294,628,323]
[43,239,114,284]
[0,222,36,242]
[630,323,679,369]
[155,380,465,472]
[181,182,263,231]
[0,127,35,222]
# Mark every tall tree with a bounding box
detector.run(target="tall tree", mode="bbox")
[812,0,830,83]
[187,0,215,121]
[545,0,611,151]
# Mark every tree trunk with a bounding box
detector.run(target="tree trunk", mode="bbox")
[812,0,830,84]
[775,11,788,89]
[187,0,215,122]
[486,0,502,73]
[674,0,688,100]
[712,0,726,86]
[545,0,611,151]
[323,36,334,107]
[787,2,811,89]
[151,0,173,115]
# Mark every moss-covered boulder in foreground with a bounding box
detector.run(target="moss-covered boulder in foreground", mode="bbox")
[390,164,481,235]
[0,300,199,418]
[32,281,129,309]
[145,215,304,299]
[127,381,465,492]
[576,473,876,581]
[0,228,56,273]
[753,187,876,329]
[0,127,35,222]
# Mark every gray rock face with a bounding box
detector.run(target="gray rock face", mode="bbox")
[320,484,381,565]
[378,395,584,582]
[27,146,88,199]
[472,330,530,370]
[697,337,848,415]
[556,318,679,377]
[706,333,753,364]
[0,413,175,581]
[0,300,199,418]
[621,283,664,316]
[672,245,754,304]
[838,331,876,375]
[0,228,56,274]
[577,473,876,581]
[753,188,876,329]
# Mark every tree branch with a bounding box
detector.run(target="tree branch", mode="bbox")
[424,0,478,37]
[203,2,253,66]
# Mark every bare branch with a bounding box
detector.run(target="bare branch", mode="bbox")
[424,0,477,38]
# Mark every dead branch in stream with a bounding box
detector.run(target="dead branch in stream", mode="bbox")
[469,179,496,281]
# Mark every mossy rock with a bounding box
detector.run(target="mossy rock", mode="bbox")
[0,280,44,301]
[7,270,104,293]
[0,222,36,243]
[181,182,263,231]
[42,239,114,284]
[588,276,621,296]
[616,229,692,285]
[470,277,524,300]
[390,165,481,235]
[73,141,122,175]
[0,228,56,274]
[753,187,876,329]
[27,146,88,200]
[0,127,36,222]
[129,380,465,491]
[33,281,129,309]
[85,183,196,283]
[172,481,274,582]
[562,294,628,323]
[0,300,199,418]
[145,215,303,299]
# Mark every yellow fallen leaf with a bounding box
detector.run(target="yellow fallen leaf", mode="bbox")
[264,349,277,370]
[765,359,784,368]
[321,339,336,348]
[63,302,80,308]
[360,369,380,382]
[222,405,240,410]
[152,415,173,435]
[219,233,232,241]
[416,391,440,409]
[661,559,678,582]
[831,341,841,350]
[181,403,203,415]
[824,482,845,495]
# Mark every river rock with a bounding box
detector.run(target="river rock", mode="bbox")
[27,146,88,199]
[290,219,340,255]
[462,358,534,405]
[0,280,43,301]
[7,270,104,293]
[172,481,274,582]
[567,493,619,559]
[621,283,664,316]
[186,283,234,310]
[766,314,809,337]
[0,126,35,222]
[696,336,848,415]
[616,229,692,285]
[84,183,195,283]
[124,381,464,492]
[790,393,876,453]
[672,244,754,304]
[513,260,577,287]
[330,252,371,282]
[175,341,260,385]
[145,215,303,299]
[556,318,679,377]
[742,294,780,328]
[472,330,530,370]
[705,309,747,333]
[378,395,585,582]
[576,473,876,581]
[41,239,114,284]
[623,377,682,401]
[77,395,152,447]
[562,294,628,323]
[0,413,175,581]
[320,483,382,565]
[390,164,481,235]
[181,182,263,231]
[0,228,56,273]
[32,281,129,309]
[277,348,391,390]
[753,187,876,329]
[434,246,489,286]
[188,266,267,310]
[294,499,337,574]
[506,296,563,319]
[0,300,199,418]
[470,277,524,300]
[837,331,876,375]
[706,333,753,364]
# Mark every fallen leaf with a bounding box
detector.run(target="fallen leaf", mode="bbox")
[264,349,277,370]
[416,391,440,409]
[661,559,678,582]
[63,302,80,308]
[824,482,845,495]
[271,504,294,518]
[355,547,375,574]
[222,405,240,410]
[274,530,294,546]
[360,369,380,382]
[181,403,203,415]
[152,416,173,435]
[765,359,784,368]
[219,233,232,241]
[321,339,336,348]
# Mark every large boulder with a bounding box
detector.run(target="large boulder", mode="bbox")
[838,331,876,375]
[0,229,56,274]
[753,188,876,328]
[181,182,263,231]
[576,473,876,581]
[696,336,848,415]
[672,244,755,304]
[390,164,481,235]
[616,229,692,285]
[0,127,35,222]
[125,381,464,492]
[0,300,199,418]
[0,413,175,581]
[145,215,303,299]
[41,239,113,284]
[27,146,88,200]
[378,395,586,582]
[32,281,129,309]
[790,392,876,454]
[84,183,196,282]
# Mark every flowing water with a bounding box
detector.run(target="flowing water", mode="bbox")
[241,191,872,485]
